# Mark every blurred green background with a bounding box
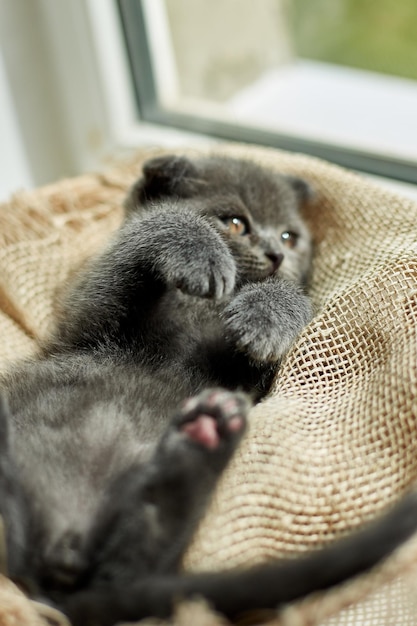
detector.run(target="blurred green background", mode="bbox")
[289,0,417,80]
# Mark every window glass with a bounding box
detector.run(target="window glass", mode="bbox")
[291,0,417,82]
[119,0,417,182]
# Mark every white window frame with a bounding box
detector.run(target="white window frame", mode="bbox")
[0,49,33,200]
[42,0,212,173]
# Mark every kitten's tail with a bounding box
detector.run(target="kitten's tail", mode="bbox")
[178,490,417,617]
[66,491,417,626]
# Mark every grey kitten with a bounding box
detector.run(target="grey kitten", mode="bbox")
[0,155,416,626]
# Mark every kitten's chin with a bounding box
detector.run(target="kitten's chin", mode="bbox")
[236,262,285,284]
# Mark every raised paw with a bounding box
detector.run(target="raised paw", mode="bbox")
[175,389,249,451]
[222,280,313,363]
[137,207,237,299]
[172,246,236,299]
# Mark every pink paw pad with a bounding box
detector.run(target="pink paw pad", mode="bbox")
[180,408,245,449]
[182,415,220,449]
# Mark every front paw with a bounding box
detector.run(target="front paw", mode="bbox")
[169,245,236,299]
[139,207,236,298]
[223,280,313,363]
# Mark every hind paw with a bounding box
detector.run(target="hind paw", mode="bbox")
[171,389,248,454]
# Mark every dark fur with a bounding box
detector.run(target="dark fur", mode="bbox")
[0,155,415,626]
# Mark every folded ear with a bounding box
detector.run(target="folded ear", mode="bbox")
[286,175,314,206]
[125,155,199,213]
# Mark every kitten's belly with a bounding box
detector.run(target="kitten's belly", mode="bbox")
[5,345,219,551]
[12,397,155,550]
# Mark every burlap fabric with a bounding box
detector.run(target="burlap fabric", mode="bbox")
[0,144,417,626]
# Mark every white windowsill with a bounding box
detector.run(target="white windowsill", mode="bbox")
[227,60,417,164]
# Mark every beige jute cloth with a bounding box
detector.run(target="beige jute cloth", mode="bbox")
[1,143,417,626]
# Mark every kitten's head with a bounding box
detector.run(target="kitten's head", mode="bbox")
[126,154,314,285]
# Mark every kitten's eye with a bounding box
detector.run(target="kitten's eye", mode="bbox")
[222,217,250,236]
[281,230,299,248]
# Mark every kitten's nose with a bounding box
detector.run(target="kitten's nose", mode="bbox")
[266,252,284,273]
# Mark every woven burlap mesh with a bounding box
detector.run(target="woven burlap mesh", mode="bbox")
[0,144,417,626]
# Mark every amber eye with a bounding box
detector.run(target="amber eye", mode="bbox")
[223,217,250,236]
[281,230,299,248]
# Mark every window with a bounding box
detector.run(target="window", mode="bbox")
[1,1,416,194]
[118,0,417,183]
